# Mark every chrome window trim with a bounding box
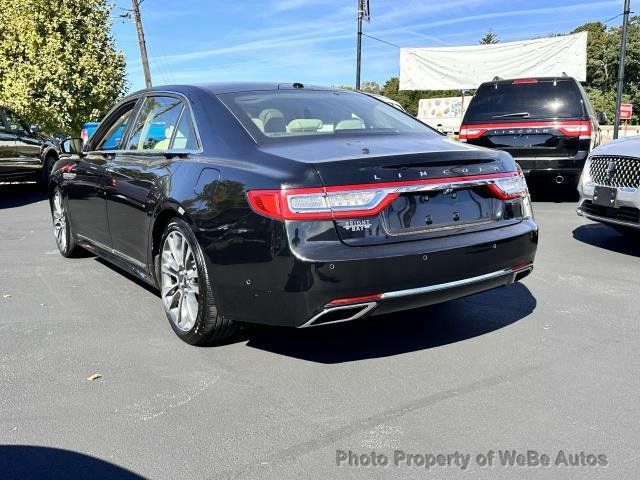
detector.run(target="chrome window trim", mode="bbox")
[86,91,204,156]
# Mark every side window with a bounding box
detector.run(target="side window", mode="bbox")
[94,103,137,151]
[4,111,27,134]
[127,96,184,151]
[172,111,198,150]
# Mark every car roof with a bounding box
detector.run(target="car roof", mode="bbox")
[480,76,578,86]
[129,82,338,97]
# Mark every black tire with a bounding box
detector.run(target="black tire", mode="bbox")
[50,187,81,257]
[159,218,238,345]
[39,154,57,189]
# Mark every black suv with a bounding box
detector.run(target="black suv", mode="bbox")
[0,107,59,185]
[459,77,603,188]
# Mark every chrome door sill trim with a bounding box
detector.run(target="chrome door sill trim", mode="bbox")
[77,234,148,269]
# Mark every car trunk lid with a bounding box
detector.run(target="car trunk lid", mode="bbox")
[259,134,524,245]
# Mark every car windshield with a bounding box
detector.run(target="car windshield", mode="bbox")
[217,90,436,142]
[464,79,586,122]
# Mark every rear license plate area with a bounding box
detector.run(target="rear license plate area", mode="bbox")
[382,188,499,235]
[593,186,618,208]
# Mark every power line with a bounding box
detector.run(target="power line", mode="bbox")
[362,33,402,49]
[602,12,624,23]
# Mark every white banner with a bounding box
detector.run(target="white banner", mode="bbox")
[399,32,587,91]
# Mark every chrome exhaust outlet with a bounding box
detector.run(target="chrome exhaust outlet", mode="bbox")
[512,266,533,282]
[555,175,564,184]
[300,302,377,328]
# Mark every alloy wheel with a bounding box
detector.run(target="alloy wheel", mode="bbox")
[52,191,67,252]
[161,231,200,332]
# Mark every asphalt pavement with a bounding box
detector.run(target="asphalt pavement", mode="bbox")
[0,183,639,480]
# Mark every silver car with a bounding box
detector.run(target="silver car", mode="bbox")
[577,136,640,233]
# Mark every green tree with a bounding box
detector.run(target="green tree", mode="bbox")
[0,0,127,134]
[573,18,640,123]
[360,81,381,94]
[479,30,500,44]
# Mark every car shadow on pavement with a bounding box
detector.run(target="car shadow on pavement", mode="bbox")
[245,282,536,363]
[0,445,144,480]
[0,183,47,209]
[573,223,640,257]
[94,257,160,296]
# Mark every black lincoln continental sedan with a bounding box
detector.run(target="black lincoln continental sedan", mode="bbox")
[50,83,538,345]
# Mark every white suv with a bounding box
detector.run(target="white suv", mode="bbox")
[577,136,640,233]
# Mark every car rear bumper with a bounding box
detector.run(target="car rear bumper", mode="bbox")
[300,263,533,327]
[516,153,588,178]
[209,219,538,327]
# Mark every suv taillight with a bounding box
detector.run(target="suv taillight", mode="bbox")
[458,125,487,142]
[557,120,591,139]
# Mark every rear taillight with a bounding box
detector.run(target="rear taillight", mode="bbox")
[247,171,525,221]
[458,125,487,142]
[246,188,397,221]
[558,120,591,139]
[487,170,528,200]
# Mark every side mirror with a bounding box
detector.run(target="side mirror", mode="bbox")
[596,111,607,124]
[60,137,84,155]
[30,124,41,133]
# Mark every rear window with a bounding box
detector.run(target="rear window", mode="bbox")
[217,90,437,142]
[464,79,586,123]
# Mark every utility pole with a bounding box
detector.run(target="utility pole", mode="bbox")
[613,0,631,139]
[131,0,152,89]
[355,0,363,91]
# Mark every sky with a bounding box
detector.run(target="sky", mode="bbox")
[111,0,623,92]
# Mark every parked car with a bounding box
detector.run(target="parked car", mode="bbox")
[0,106,60,185]
[51,83,538,345]
[577,136,640,234]
[459,77,604,188]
